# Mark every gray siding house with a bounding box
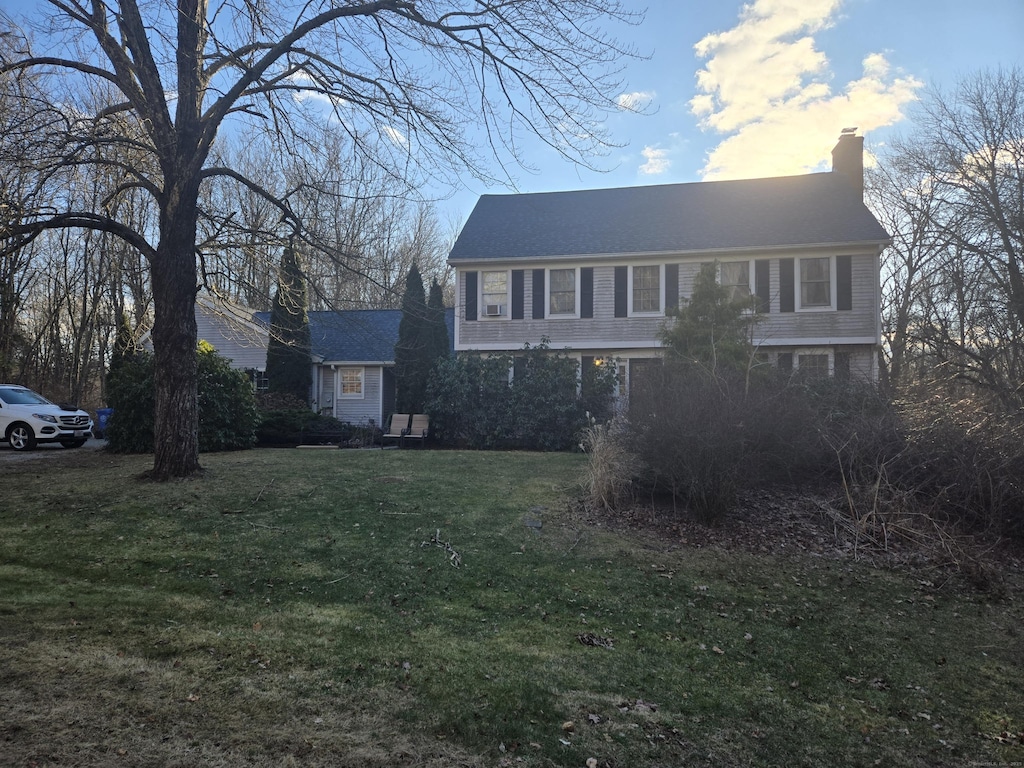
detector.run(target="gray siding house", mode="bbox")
[447,133,890,389]
[192,298,454,427]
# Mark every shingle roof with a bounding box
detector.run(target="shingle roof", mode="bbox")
[448,172,890,261]
[254,308,455,363]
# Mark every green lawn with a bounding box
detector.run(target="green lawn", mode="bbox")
[1,448,1021,767]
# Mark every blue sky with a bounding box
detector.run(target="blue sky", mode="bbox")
[2,0,1020,230]
[441,0,1023,225]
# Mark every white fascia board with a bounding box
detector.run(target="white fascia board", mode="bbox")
[447,241,890,268]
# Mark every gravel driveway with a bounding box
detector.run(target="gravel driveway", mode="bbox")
[0,437,108,462]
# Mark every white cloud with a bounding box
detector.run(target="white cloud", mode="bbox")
[639,145,671,175]
[617,90,656,112]
[382,124,409,148]
[690,0,922,179]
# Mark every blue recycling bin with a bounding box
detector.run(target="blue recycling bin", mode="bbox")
[95,407,113,438]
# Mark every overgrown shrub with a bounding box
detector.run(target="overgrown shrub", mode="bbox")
[106,343,259,453]
[255,391,317,446]
[603,359,1024,543]
[256,409,315,445]
[883,397,1024,540]
[510,345,589,451]
[254,391,308,412]
[105,352,157,453]
[619,359,908,522]
[425,352,515,448]
[425,341,617,451]
[197,343,261,451]
[626,364,748,521]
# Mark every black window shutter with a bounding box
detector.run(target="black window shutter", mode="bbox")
[532,269,545,319]
[614,266,627,318]
[755,259,770,313]
[835,350,851,380]
[779,258,795,313]
[511,270,525,320]
[665,264,679,312]
[465,271,478,321]
[580,267,594,318]
[837,255,852,311]
[777,352,793,374]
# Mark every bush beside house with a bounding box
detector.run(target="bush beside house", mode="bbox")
[106,342,260,453]
[425,340,617,451]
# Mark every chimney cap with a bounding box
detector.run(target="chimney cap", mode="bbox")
[841,126,859,135]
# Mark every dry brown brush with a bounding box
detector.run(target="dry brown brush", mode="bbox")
[584,368,1024,557]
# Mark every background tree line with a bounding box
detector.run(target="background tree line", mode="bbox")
[868,67,1024,409]
[0,71,454,409]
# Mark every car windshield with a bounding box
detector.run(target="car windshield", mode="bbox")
[0,387,52,406]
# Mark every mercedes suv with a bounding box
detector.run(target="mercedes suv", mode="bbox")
[0,385,93,451]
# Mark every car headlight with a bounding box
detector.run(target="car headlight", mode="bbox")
[33,413,58,424]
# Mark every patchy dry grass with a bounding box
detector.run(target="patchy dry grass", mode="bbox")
[1,447,1022,767]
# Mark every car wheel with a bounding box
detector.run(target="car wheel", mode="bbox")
[60,439,87,449]
[7,423,37,451]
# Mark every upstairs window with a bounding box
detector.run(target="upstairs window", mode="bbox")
[482,270,508,317]
[549,268,576,315]
[800,257,831,308]
[720,261,752,303]
[631,265,661,313]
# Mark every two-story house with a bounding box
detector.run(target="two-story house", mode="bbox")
[447,132,890,392]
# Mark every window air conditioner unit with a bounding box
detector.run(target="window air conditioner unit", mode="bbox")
[484,304,505,317]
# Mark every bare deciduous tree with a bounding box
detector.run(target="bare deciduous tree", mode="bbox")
[0,0,640,479]
[867,159,951,388]
[873,67,1024,405]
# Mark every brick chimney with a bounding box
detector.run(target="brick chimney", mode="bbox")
[831,130,864,199]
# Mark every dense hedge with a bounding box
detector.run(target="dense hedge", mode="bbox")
[425,341,617,451]
[106,342,260,453]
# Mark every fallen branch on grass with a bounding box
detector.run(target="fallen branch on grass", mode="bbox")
[254,478,275,504]
[423,528,462,568]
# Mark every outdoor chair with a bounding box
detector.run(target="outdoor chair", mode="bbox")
[403,414,430,448]
[382,413,411,448]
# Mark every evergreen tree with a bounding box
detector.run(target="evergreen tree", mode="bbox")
[394,263,429,412]
[660,261,757,375]
[424,279,451,370]
[108,311,137,377]
[266,242,312,403]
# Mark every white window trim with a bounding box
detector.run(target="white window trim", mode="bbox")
[796,255,837,312]
[546,267,580,317]
[718,259,755,308]
[794,348,834,376]
[338,366,365,399]
[249,368,269,392]
[628,264,664,316]
[480,269,510,319]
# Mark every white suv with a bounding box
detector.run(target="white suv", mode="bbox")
[0,385,93,451]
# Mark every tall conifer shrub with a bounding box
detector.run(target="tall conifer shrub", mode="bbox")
[266,242,312,403]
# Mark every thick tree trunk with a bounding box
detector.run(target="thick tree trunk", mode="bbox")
[150,183,202,479]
